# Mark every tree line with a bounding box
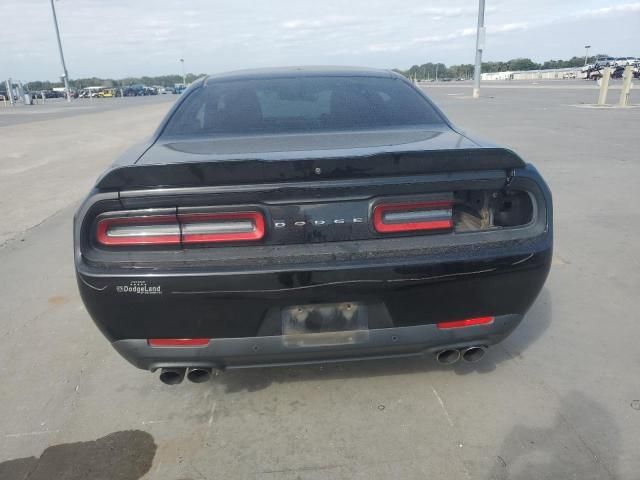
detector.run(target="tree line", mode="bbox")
[396,55,608,80]
[23,73,204,92]
[19,54,610,90]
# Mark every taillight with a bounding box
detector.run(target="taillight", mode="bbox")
[148,338,210,347]
[96,215,181,246]
[373,201,453,233]
[437,316,494,330]
[96,211,265,246]
[179,212,265,244]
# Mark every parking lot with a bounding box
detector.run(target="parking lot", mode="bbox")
[1,81,639,479]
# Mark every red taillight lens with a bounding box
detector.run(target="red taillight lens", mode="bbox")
[96,215,181,246]
[148,338,210,347]
[437,316,494,330]
[373,201,453,233]
[96,211,265,246]
[179,211,265,244]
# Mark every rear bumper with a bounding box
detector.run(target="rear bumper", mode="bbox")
[113,313,523,370]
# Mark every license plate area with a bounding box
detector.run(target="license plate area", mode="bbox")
[282,302,369,347]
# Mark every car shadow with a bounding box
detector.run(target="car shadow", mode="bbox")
[216,288,552,394]
[0,430,156,480]
[485,391,619,479]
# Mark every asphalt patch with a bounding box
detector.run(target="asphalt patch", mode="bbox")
[0,430,156,480]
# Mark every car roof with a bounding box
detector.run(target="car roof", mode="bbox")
[204,66,399,85]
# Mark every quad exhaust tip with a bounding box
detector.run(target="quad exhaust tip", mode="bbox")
[159,367,186,385]
[435,346,487,365]
[435,349,461,365]
[461,346,487,363]
[187,367,213,383]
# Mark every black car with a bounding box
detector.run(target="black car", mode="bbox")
[123,84,147,96]
[74,67,552,385]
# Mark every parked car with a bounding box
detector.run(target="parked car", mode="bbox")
[74,67,553,385]
[594,57,616,68]
[173,83,187,94]
[123,85,144,96]
[98,88,115,98]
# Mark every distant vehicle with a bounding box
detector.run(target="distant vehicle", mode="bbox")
[124,85,147,97]
[581,64,594,73]
[562,72,576,79]
[154,86,168,94]
[43,90,61,98]
[173,83,187,94]
[594,57,616,68]
[74,66,552,384]
[99,88,115,98]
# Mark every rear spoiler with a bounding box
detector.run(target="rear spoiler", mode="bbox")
[95,148,525,190]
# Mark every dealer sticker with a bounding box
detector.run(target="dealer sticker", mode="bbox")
[115,280,162,295]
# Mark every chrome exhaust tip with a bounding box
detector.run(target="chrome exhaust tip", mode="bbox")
[187,367,212,383]
[159,367,186,385]
[435,349,461,365]
[461,346,487,363]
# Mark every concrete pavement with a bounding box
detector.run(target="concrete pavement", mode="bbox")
[0,83,639,479]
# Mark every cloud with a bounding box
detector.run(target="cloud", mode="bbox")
[412,22,525,46]
[415,6,497,20]
[490,22,529,33]
[281,16,361,30]
[577,2,640,17]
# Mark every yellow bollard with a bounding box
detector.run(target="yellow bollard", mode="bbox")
[619,66,633,107]
[597,67,611,105]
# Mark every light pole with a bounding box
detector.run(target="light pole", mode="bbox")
[49,0,71,102]
[180,58,186,85]
[584,45,591,66]
[472,0,486,98]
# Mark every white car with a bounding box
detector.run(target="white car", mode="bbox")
[594,57,616,68]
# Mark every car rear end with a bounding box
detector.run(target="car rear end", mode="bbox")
[74,69,552,383]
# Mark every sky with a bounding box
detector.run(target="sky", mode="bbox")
[1,0,639,82]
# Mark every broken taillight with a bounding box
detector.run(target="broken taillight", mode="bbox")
[373,201,453,233]
[96,211,265,246]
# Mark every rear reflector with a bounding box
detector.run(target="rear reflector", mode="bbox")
[179,212,265,244]
[437,316,494,330]
[373,201,453,233]
[96,211,265,246]
[148,338,210,347]
[96,215,181,246]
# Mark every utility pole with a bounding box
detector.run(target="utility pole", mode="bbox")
[584,45,591,66]
[435,64,439,82]
[180,58,186,85]
[472,0,486,98]
[49,0,71,102]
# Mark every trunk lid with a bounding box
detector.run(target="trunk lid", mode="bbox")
[96,127,524,190]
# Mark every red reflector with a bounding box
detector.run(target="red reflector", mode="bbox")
[96,215,180,246]
[148,338,210,347]
[373,201,453,233]
[179,211,265,244]
[437,316,494,330]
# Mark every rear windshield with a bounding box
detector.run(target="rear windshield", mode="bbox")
[161,76,443,137]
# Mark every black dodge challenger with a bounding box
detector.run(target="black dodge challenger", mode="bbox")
[74,67,552,385]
